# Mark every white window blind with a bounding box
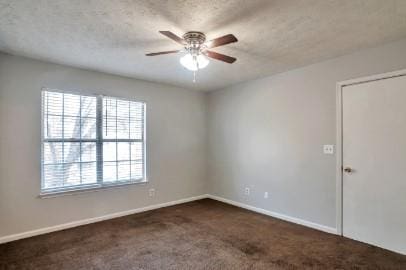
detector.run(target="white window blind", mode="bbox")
[41,90,146,194]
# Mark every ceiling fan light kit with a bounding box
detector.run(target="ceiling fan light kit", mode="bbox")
[180,54,209,71]
[146,31,238,82]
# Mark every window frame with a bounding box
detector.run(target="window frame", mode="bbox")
[40,88,147,196]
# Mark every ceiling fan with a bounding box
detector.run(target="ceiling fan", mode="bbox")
[146,31,238,82]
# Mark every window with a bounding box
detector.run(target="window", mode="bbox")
[41,90,146,194]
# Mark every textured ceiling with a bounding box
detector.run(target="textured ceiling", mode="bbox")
[1,0,406,91]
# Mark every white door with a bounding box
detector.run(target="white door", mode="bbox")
[342,74,406,255]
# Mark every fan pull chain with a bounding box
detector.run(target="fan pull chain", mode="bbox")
[193,55,200,83]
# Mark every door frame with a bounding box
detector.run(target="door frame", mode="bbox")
[335,69,406,235]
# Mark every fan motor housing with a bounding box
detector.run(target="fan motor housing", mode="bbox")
[183,31,206,46]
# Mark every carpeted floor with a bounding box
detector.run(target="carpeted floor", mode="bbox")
[1,199,405,270]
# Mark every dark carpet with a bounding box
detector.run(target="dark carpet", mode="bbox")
[1,199,405,269]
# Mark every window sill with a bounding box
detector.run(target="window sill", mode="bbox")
[39,179,148,198]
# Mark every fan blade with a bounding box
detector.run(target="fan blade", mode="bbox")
[159,31,186,45]
[205,50,236,63]
[206,34,238,49]
[146,50,180,56]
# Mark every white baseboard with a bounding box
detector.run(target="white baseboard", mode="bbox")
[0,193,337,244]
[207,194,338,235]
[0,194,208,244]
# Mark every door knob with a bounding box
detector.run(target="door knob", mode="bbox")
[344,167,353,173]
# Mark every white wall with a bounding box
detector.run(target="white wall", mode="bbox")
[207,38,406,229]
[0,53,207,238]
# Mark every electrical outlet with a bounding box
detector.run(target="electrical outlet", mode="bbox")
[264,192,269,199]
[148,188,155,197]
[244,187,250,196]
[323,145,334,155]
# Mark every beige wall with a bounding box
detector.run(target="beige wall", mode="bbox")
[0,53,207,238]
[2,37,406,239]
[207,38,406,229]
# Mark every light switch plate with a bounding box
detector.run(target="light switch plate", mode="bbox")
[323,145,334,154]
